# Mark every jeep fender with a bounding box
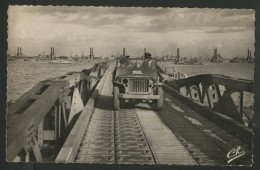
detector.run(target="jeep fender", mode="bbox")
[113,81,125,89]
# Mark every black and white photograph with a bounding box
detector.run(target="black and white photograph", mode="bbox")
[6,6,254,166]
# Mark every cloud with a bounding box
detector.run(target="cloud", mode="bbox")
[18,6,172,19]
[220,9,255,17]
[12,6,254,31]
[204,27,252,33]
[118,8,255,33]
[7,6,255,58]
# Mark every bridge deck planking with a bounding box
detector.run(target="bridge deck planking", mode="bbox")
[135,104,197,165]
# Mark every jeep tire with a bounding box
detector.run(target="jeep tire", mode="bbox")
[155,86,163,110]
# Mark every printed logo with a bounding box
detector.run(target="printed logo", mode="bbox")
[227,146,245,164]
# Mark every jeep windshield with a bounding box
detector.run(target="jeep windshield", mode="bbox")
[115,58,158,80]
[118,58,156,69]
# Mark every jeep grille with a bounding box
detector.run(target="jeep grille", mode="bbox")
[127,78,149,94]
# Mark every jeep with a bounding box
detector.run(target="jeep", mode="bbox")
[113,57,163,110]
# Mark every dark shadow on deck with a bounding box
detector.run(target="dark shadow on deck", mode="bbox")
[156,95,252,165]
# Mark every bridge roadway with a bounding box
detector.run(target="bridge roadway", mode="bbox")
[62,64,251,165]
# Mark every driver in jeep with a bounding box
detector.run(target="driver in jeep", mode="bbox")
[142,52,156,68]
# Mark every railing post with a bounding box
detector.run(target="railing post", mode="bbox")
[240,91,244,115]
[37,120,44,148]
[54,105,58,140]
[58,104,61,138]
[205,84,212,108]
[196,84,203,103]
[214,84,221,99]
[25,152,30,162]
[201,83,206,103]
[32,137,43,162]
[186,85,192,98]
[62,102,68,127]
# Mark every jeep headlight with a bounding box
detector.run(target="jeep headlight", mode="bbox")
[122,78,128,84]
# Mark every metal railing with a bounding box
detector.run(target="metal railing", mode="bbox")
[6,61,109,162]
[163,74,254,127]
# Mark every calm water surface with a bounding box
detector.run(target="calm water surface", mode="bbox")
[157,62,254,80]
[7,60,254,103]
[7,59,101,102]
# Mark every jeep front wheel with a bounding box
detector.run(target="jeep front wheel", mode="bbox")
[155,86,163,110]
[113,86,120,110]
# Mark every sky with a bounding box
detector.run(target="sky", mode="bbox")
[7,6,255,58]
